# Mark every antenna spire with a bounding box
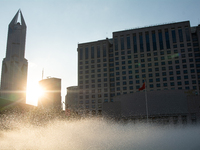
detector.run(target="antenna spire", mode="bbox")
[42,68,44,79]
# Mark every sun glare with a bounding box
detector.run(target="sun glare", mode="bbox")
[26,82,45,106]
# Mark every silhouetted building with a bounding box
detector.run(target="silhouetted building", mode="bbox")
[65,86,78,112]
[0,10,28,103]
[103,90,200,124]
[77,21,200,116]
[38,77,62,110]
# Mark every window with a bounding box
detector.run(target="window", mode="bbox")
[79,48,83,60]
[154,57,158,61]
[165,29,170,49]
[185,81,189,85]
[122,71,126,75]
[97,46,100,58]
[122,76,126,80]
[114,37,118,51]
[148,63,152,67]
[121,37,124,50]
[176,71,180,75]
[192,80,196,84]
[163,77,167,81]
[148,79,153,83]
[156,78,160,82]
[155,73,159,77]
[162,72,166,76]
[176,65,180,69]
[185,28,190,41]
[161,62,165,65]
[178,28,183,42]
[161,56,165,60]
[175,60,179,64]
[163,83,167,87]
[191,69,195,73]
[162,67,166,71]
[129,81,133,84]
[91,46,94,58]
[171,29,176,43]
[183,65,187,68]
[149,74,153,77]
[129,86,133,90]
[167,50,171,54]
[127,36,131,49]
[133,34,137,53]
[152,31,157,50]
[177,76,181,80]
[123,87,127,90]
[170,82,175,86]
[169,66,173,70]
[139,33,144,52]
[146,32,150,51]
[158,30,163,50]
[183,70,188,74]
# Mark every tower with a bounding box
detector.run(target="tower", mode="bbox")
[0,10,28,103]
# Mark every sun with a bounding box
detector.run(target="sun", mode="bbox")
[26,81,45,106]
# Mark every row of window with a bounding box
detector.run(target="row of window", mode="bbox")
[80,76,197,89]
[80,74,198,86]
[79,85,197,99]
[114,27,190,52]
[79,69,200,81]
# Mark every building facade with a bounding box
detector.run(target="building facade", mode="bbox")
[65,86,78,112]
[38,77,62,110]
[77,21,200,115]
[0,10,28,103]
[103,90,200,124]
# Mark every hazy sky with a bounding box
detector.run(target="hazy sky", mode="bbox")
[0,0,200,105]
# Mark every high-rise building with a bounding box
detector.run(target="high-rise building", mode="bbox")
[0,10,28,103]
[77,21,200,115]
[38,77,62,110]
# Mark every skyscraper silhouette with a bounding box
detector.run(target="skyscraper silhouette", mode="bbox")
[0,10,28,103]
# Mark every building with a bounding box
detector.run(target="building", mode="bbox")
[0,10,28,103]
[65,86,78,112]
[38,77,62,110]
[77,21,200,116]
[103,90,200,124]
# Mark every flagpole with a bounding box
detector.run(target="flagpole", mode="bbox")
[145,79,148,123]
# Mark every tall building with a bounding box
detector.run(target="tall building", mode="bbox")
[38,77,62,110]
[0,10,28,103]
[77,21,200,115]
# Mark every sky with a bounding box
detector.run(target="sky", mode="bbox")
[0,0,200,105]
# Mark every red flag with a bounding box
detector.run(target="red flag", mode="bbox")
[139,82,145,91]
[65,109,70,116]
